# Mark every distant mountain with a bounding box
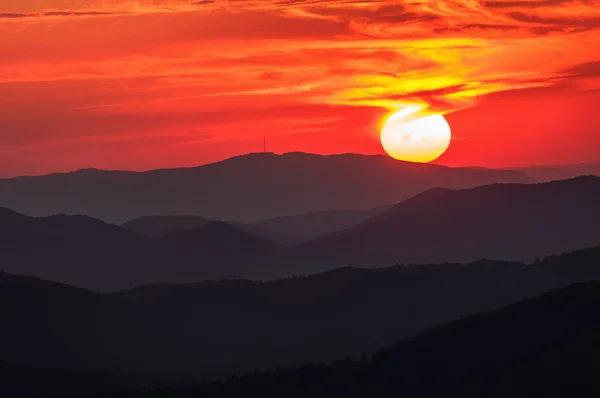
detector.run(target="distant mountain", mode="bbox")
[250,205,392,238]
[3,176,600,290]
[0,210,288,291]
[298,176,600,271]
[2,246,600,386]
[122,215,308,246]
[513,163,600,182]
[0,152,535,224]
[230,222,311,246]
[159,222,289,281]
[122,281,600,398]
[121,215,213,236]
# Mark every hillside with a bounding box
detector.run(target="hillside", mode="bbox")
[298,176,600,271]
[0,210,288,291]
[119,281,600,397]
[1,246,600,385]
[0,361,130,398]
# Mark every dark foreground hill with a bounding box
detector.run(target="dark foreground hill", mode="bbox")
[0,152,534,224]
[118,282,600,398]
[0,361,131,398]
[1,246,600,389]
[298,176,600,271]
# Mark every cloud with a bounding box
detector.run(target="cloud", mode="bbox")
[0,10,119,18]
[506,11,600,30]
[483,0,572,8]
[344,84,475,112]
[259,71,284,81]
[0,10,121,20]
[562,61,600,78]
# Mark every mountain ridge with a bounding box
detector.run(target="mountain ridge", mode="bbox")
[0,211,288,291]
[2,176,600,290]
[297,175,600,270]
[0,152,535,224]
[123,281,600,398]
[2,245,600,386]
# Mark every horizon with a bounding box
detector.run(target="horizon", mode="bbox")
[1,150,600,179]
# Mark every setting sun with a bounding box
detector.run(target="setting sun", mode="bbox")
[380,106,452,163]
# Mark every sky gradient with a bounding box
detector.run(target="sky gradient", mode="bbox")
[1,0,599,176]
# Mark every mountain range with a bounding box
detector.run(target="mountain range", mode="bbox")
[297,175,600,270]
[113,281,600,398]
[1,176,600,291]
[1,245,600,388]
[0,208,288,291]
[0,152,534,224]
[120,204,394,246]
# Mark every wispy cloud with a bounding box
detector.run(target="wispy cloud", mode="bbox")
[0,11,120,19]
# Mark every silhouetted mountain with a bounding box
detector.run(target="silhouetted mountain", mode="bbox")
[250,204,392,238]
[159,222,289,280]
[117,282,600,398]
[514,163,600,182]
[3,176,600,290]
[2,246,600,387]
[0,152,534,224]
[298,176,600,271]
[0,211,288,291]
[122,215,308,246]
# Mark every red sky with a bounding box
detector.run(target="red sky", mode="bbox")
[1,0,599,176]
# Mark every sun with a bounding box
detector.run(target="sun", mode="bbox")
[380,106,451,163]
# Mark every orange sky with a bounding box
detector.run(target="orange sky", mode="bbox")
[1,0,599,176]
